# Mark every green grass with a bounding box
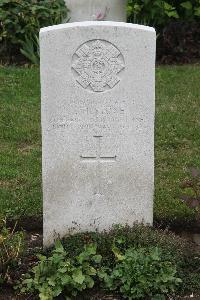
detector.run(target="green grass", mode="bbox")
[0,66,41,218]
[155,65,200,226]
[0,65,199,226]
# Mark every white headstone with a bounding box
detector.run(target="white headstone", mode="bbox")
[40,21,156,247]
[65,0,127,22]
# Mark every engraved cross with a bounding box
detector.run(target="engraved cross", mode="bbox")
[80,136,116,196]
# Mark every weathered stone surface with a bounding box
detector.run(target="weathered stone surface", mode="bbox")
[65,0,127,22]
[40,22,156,247]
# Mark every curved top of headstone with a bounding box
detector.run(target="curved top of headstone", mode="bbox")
[65,0,127,22]
[40,21,155,35]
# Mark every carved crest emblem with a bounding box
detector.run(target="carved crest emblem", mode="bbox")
[72,39,125,92]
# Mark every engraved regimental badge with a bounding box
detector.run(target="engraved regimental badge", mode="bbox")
[72,39,125,92]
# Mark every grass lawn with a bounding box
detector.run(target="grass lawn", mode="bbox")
[0,66,41,219]
[0,65,199,227]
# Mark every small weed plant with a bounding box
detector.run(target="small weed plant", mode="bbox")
[0,219,24,285]
[99,244,182,300]
[19,241,102,300]
[179,167,200,218]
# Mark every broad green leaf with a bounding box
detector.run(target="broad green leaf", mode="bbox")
[52,286,62,297]
[84,243,97,255]
[167,11,179,18]
[85,275,94,288]
[37,254,47,261]
[47,278,55,286]
[112,246,124,261]
[97,268,109,279]
[152,294,166,300]
[164,2,174,10]
[194,7,200,16]
[39,292,53,300]
[181,1,193,10]
[92,255,102,263]
[54,240,65,252]
[72,270,85,284]
[58,267,67,273]
[86,266,97,276]
[150,248,160,261]
[61,275,71,285]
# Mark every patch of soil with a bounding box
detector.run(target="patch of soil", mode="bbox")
[76,290,123,300]
[177,297,200,300]
[0,52,27,66]
[0,290,36,300]
[154,218,200,234]
[1,289,200,300]
[7,218,42,233]
[0,290,123,300]
[7,215,200,236]
[0,232,42,300]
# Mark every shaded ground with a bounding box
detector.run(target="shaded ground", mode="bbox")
[0,290,123,300]
[1,290,200,300]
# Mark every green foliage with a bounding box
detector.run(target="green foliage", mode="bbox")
[61,224,200,294]
[127,0,200,27]
[10,225,200,298]
[99,246,182,300]
[1,0,199,64]
[20,35,40,65]
[19,241,102,300]
[0,219,24,286]
[62,224,193,268]
[127,0,178,27]
[0,0,67,63]
[177,251,200,294]
[180,0,200,18]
